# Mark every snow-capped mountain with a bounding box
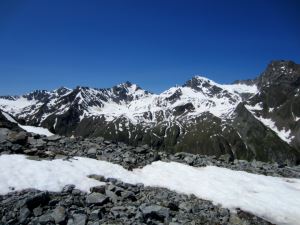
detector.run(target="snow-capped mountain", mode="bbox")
[0,78,256,125]
[1,60,300,164]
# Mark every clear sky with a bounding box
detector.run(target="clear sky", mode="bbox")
[0,0,299,95]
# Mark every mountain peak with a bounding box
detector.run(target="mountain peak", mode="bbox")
[258,60,300,87]
[114,81,148,95]
[54,86,72,95]
[269,60,296,67]
[183,75,219,91]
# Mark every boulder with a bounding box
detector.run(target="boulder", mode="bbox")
[38,212,54,225]
[18,207,31,223]
[46,135,61,141]
[87,147,97,155]
[0,128,9,143]
[62,184,76,193]
[67,213,87,225]
[7,131,28,145]
[86,193,109,206]
[25,192,50,210]
[90,185,106,194]
[89,209,101,221]
[51,206,66,224]
[139,204,169,222]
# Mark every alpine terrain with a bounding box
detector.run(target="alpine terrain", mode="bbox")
[1,60,300,165]
[1,60,300,225]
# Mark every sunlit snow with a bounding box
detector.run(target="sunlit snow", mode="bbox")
[0,97,37,115]
[0,154,300,225]
[86,78,258,124]
[1,111,53,136]
[256,116,294,144]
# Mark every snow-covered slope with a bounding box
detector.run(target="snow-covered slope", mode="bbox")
[1,154,300,225]
[1,111,53,136]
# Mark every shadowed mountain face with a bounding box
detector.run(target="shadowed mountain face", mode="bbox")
[1,60,300,165]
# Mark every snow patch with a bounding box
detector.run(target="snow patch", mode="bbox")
[19,125,54,136]
[0,97,37,115]
[1,111,18,123]
[245,103,263,111]
[0,155,300,225]
[53,118,58,129]
[1,111,53,136]
[256,117,294,144]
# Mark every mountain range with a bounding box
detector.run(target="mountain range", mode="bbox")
[1,60,300,165]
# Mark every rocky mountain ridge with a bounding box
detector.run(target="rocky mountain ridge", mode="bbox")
[1,60,300,165]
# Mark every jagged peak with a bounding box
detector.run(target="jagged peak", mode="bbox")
[269,60,296,67]
[118,81,134,87]
[186,75,214,83]
[115,81,141,91]
[193,75,214,82]
[183,75,220,88]
[258,60,300,87]
[54,86,72,92]
[264,60,299,74]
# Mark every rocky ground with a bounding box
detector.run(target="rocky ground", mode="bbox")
[1,129,300,178]
[1,177,274,225]
[1,127,300,224]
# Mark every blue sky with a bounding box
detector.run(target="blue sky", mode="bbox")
[0,0,299,95]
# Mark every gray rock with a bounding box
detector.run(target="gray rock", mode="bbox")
[230,214,249,225]
[28,137,46,148]
[38,212,54,224]
[19,207,30,223]
[33,206,43,217]
[67,213,87,225]
[55,154,68,159]
[184,156,195,165]
[62,184,76,193]
[178,202,193,212]
[24,148,38,155]
[103,140,111,145]
[90,185,106,193]
[87,174,106,182]
[11,144,23,152]
[0,128,9,142]
[7,131,28,145]
[105,189,119,202]
[139,204,169,222]
[134,146,148,154]
[89,209,101,220]
[87,147,97,155]
[25,192,50,210]
[86,193,109,205]
[51,206,66,224]
[95,137,104,142]
[219,154,233,163]
[87,222,100,225]
[121,190,136,200]
[46,135,61,141]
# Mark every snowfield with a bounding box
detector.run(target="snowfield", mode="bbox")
[1,155,300,225]
[1,111,54,136]
[18,125,54,137]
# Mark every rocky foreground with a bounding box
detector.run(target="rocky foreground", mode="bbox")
[1,179,273,225]
[1,127,300,224]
